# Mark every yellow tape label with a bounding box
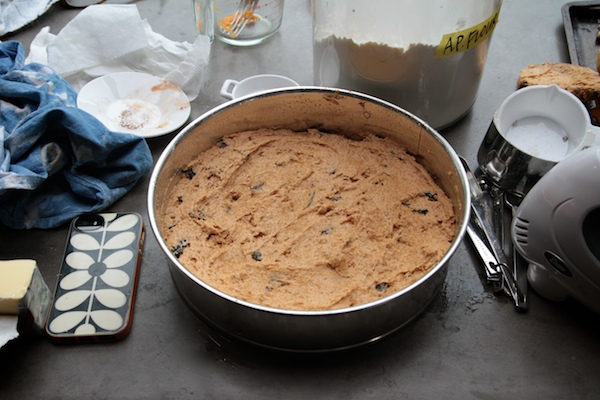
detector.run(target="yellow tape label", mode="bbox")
[436,6,501,58]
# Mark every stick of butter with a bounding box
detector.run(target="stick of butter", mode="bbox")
[0,259,51,335]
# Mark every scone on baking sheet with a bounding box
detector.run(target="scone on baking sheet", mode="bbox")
[517,62,600,123]
[517,62,600,103]
[163,128,457,311]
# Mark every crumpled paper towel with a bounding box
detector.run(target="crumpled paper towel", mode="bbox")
[0,0,58,37]
[26,4,210,100]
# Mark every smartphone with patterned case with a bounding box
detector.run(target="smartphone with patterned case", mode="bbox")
[46,213,145,343]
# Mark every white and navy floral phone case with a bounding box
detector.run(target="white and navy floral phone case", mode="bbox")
[46,213,144,343]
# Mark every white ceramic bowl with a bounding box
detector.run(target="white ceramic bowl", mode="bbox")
[77,72,191,138]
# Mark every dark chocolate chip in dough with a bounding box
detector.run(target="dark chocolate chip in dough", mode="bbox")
[425,191,438,201]
[171,238,190,258]
[182,167,196,179]
[252,250,263,261]
[412,208,429,215]
[321,227,333,235]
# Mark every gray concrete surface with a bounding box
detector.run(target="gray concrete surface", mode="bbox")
[1,1,599,399]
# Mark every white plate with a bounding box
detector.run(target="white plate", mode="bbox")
[77,72,191,138]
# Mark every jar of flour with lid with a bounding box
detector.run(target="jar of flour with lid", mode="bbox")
[312,0,502,129]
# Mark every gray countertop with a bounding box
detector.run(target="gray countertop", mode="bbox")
[1,1,599,399]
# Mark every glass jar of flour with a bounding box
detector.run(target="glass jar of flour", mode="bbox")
[312,0,502,129]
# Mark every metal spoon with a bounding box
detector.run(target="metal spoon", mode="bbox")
[460,157,528,311]
[505,190,529,307]
[222,0,259,38]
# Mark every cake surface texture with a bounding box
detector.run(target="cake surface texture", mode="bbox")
[163,129,456,310]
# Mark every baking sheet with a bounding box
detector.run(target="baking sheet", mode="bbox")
[562,1,600,69]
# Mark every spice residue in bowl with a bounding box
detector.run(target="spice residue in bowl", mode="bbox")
[108,99,161,132]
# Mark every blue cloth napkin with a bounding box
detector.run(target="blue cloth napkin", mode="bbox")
[0,41,153,229]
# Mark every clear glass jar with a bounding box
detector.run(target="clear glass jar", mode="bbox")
[214,0,285,46]
[312,0,502,129]
[193,0,215,42]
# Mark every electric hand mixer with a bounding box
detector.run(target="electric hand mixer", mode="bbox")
[511,146,600,314]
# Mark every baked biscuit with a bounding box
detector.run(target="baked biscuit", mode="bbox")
[517,62,600,104]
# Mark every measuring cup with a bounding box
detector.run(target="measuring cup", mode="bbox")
[220,74,299,100]
[477,84,599,196]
